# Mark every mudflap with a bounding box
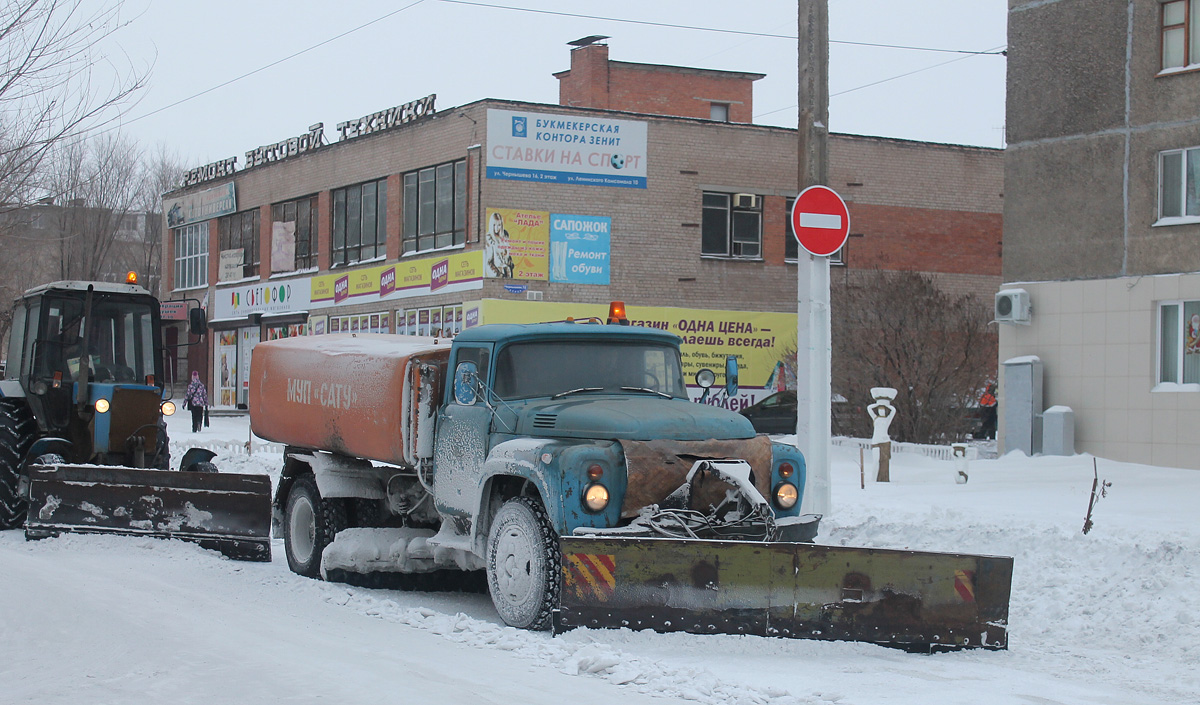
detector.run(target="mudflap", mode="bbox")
[23,464,272,562]
[555,536,1012,651]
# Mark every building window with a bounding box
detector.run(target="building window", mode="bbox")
[271,195,319,270]
[403,160,467,254]
[173,222,208,290]
[1159,147,1200,221]
[218,209,260,279]
[785,197,844,264]
[1158,300,1200,387]
[332,178,387,267]
[702,192,761,258]
[1161,0,1199,70]
[399,304,463,337]
[710,103,730,122]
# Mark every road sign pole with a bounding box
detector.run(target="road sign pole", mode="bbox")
[796,253,832,517]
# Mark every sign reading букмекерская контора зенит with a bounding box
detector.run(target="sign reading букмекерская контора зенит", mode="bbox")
[486,109,648,189]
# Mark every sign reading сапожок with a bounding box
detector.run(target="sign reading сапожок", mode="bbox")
[486,109,647,189]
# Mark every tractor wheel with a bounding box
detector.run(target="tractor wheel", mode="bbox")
[0,402,38,530]
[283,474,347,579]
[486,496,560,631]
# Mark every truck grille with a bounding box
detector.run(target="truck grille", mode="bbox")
[533,413,558,430]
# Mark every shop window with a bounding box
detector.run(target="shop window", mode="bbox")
[1158,147,1200,223]
[1158,300,1200,387]
[218,209,260,279]
[327,311,389,335]
[702,192,761,258]
[271,195,319,271]
[403,160,466,255]
[265,323,308,340]
[332,178,387,267]
[399,304,464,337]
[785,197,844,264]
[172,222,208,290]
[1161,0,1200,71]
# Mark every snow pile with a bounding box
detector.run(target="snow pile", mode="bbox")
[1,413,1195,704]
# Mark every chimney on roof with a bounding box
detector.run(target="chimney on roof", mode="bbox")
[557,38,611,110]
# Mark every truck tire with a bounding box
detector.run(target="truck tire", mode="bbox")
[283,474,347,578]
[486,496,560,631]
[0,402,37,530]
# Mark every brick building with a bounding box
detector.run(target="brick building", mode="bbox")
[1000,1,1200,469]
[160,45,1001,410]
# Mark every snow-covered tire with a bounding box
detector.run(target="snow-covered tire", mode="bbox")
[0,401,37,530]
[283,475,347,579]
[486,496,560,631]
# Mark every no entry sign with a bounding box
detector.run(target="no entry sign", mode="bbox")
[791,185,850,257]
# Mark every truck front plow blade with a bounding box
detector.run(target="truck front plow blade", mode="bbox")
[23,465,273,562]
[555,536,1012,650]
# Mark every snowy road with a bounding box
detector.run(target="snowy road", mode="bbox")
[1,413,1196,705]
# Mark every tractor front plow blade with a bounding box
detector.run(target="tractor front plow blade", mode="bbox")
[555,536,1012,651]
[23,464,273,561]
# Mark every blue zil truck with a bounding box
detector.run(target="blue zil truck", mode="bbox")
[250,304,1011,649]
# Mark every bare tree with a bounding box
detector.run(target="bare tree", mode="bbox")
[45,134,144,281]
[0,0,147,209]
[831,270,996,444]
[134,145,185,294]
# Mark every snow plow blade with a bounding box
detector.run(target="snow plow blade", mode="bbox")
[555,536,1012,651]
[23,464,272,562]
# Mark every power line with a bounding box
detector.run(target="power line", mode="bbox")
[95,0,428,139]
[754,44,1007,120]
[438,0,1006,56]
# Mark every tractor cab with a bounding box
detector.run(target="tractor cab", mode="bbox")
[6,278,168,467]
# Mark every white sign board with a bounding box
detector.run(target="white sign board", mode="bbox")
[486,109,648,189]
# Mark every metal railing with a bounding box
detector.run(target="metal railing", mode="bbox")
[832,437,979,461]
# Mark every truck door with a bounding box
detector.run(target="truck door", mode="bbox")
[431,343,493,530]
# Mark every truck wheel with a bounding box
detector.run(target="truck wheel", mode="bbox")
[283,475,347,578]
[486,496,560,631]
[0,402,37,530]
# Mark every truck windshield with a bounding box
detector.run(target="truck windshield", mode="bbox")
[492,340,687,400]
[38,295,158,384]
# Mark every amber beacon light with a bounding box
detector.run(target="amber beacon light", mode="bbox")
[126,271,139,285]
[607,301,629,325]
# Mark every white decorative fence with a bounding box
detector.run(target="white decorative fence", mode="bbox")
[176,440,285,456]
[831,437,979,461]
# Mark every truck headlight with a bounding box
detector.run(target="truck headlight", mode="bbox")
[773,482,798,509]
[161,401,176,416]
[583,483,610,512]
[95,398,110,414]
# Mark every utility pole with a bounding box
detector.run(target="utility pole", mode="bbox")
[795,0,832,517]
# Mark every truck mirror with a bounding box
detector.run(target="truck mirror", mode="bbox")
[724,355,739,398]
[454,361,479,406]
[189,307,208,336]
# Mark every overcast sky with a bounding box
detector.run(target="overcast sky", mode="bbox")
[95,0,1008,170]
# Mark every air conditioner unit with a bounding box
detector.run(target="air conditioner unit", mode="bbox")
[527,291,544,301]
[733,193,758,209]
[995,288,1031,324]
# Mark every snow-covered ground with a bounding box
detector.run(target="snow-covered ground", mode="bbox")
[2,413,1196,705]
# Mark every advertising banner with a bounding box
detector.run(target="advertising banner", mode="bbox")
[164,182,237,228]
[214,280,311,319]
[484,208,548,280]
[486,109,647,189]
[219,249,244,282]
[476,300,796,411]
[271,221,296,272]
[550,214,610,285]
[310,250,483,307]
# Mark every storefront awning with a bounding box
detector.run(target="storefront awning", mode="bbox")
[261,310,309,325]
